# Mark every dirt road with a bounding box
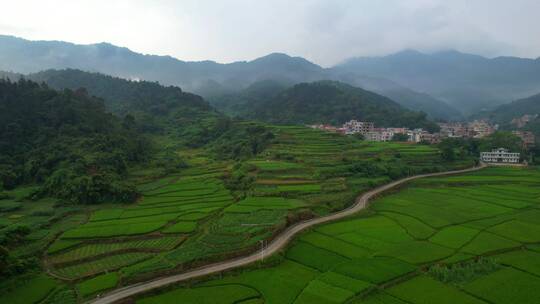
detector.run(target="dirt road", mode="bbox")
[88,164,485,304]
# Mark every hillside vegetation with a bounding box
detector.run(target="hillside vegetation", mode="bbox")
[480,92,540,125]
[246,81,439,132]
[136,166,540,304]
[0,79,150,203]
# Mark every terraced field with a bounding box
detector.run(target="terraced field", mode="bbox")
[0,125,474,303]
[135,166,540,304]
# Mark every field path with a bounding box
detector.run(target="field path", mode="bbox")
[88,163,486,304]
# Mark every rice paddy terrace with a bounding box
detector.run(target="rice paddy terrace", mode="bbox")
[133,166,540,304]
[0,126,472,303]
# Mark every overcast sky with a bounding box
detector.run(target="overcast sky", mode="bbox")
[1,0,539,66]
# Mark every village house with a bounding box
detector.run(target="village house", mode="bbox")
[480,148,520,163]
[365,128,395,141]
[512,131,536,148]
[469,120,495,138]
[342,120,374,135]
[511,114,538,128]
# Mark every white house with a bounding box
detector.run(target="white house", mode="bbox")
[480,148,520,163]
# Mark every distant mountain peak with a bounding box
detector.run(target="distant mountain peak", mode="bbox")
[250,52,321,68]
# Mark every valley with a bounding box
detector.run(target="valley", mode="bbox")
[2,6,540,303]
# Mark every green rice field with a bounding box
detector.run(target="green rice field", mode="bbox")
[135,166,540,304]
[0,125,477,303]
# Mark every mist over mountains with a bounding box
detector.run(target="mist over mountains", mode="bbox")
[1,35,540,119]
[337,50,540,114]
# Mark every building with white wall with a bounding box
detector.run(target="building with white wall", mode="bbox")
[480,148,520,163]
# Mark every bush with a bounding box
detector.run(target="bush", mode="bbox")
[428,257,500,284]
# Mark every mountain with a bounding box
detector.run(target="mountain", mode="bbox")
[27,69,210,114]
[0,35,459,120]
[245,81,439,132]
[332,73,462,120]
[7,69,234,147]
[478,92,540,125]
[0,78,150,203]
[209,79,290,116]
[336,50,540,115]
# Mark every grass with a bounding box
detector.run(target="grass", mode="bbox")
[53,252,152,280]
[61,221,168,239]
[47,240,83,254]
[387,275,485,304]
[488,220,540,243]
[286,241,350,271]
[429,225,479,249]
[299,231,371,258]
[333,257,415,284]
[77,272,119,297]
[377,240,454,264]
[494,249,540,276]
[1,275,58,304]
[318,271,373,293]
[294,279,354,304]
[137,284,260,304]
[225,197,306,213]
[381,212,436,239]
[248,160,306,171]
[48,236,185,264]
[460,232,520,255]
[463,267,540,304]
[162,221,197,233]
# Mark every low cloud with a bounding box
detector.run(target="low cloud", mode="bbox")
[0,0,539,66]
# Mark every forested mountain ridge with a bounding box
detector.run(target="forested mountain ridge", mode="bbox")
[0,79,151,203]
[28,69,211,115]
[0,35,460,120]
[7,69,235,147]
[245,81,439,132]
[478,92,540,124]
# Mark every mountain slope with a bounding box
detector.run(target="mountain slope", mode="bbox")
[336,50,540,114]
[18,69,232,147]
[0,35,459,120]
[479,92,540,124]
[333,73,462,120]
[0,79,150,203]
[246,81,439,132]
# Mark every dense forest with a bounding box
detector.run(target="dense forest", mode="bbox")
[0,79,151,203]
[0,75,277,204]
[245,81,439,132]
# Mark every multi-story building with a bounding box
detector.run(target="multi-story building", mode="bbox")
[512,114,538,128]
[512,131,536,148]
[420,132,441,144]
[407,129,425,143]
[438,122,468,138]
[469,120,495,138]
[342,120,374,135]
[480,148,520,163]
[439,121,496,139]
[365,128,395,142]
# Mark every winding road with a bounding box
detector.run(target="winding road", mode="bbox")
[88,164,486,304]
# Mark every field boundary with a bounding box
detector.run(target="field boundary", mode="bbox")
[87,163,487,304]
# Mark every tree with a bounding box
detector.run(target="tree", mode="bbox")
[479,131,522,152]
[439,139,457,161]
[392,133,409,142]
[353,133,365,140]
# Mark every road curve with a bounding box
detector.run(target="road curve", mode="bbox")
[88,164,486,304]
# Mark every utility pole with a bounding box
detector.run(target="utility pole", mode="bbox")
[259,240,264,262]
